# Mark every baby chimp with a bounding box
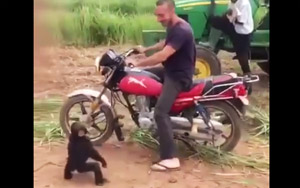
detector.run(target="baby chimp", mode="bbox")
[64,122,108,186]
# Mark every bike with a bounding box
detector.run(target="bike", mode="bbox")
[59,48,259,151]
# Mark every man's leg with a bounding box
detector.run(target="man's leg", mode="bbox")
[154,75,183,160]
[236,52,251,74]
[232,34,251,74]
[231,33,252,94]
[200,16,234,49]
[144,66,165,82]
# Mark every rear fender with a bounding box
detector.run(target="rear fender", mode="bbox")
[225,99,247,118]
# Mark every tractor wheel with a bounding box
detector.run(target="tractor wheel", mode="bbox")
[257,61,269,74]
[194,46,221,79]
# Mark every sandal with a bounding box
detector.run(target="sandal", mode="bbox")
[151,159,181,172]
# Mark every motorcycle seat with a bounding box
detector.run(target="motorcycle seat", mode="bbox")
[182,74,236,97]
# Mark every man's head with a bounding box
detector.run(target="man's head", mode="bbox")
[155,0,176,27]
[231,0,238,3]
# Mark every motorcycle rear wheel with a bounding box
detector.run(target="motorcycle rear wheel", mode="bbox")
[200,101,242,151]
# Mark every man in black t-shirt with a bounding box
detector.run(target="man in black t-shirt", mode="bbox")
[128,0,196,171]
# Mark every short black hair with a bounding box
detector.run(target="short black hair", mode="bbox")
[156,0,175,7]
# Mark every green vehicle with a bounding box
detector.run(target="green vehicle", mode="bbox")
[142,0,269,78]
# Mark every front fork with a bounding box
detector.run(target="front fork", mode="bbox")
[88,86,125,141]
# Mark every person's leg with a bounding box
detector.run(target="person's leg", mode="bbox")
[201,16,234,49]
[230,33,252,94]
[154,75,183,160]
[236,53,251,74]
[231,34,251,74]
[144,66,165,82]
[204,27,223,49]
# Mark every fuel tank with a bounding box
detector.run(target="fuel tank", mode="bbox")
[119,68,162,96]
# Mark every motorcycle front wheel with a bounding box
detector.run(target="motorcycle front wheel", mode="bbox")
[59,95,115,146]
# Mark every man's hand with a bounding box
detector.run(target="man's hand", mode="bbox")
[134,40,166,55]
[226,13,235,23]
[226,9,233,16]
[133,45,147,54]
[234,19,244,25]
[125,56,138,67]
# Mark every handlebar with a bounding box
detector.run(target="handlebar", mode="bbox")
[121,48,140,58]
[117,48,141,68]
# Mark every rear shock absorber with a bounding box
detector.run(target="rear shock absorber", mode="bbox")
[195,103,211,126]
[195,102,218,146]
[191,102,212,133]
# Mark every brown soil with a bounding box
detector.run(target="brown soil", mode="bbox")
[34,142,268,188]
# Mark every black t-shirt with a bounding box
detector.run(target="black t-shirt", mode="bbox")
[162,20,196,90]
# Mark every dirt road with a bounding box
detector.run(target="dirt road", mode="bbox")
[34,141,268,188]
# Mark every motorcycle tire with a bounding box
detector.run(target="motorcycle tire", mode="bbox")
[59,95,115,146]
[202,101,242,151]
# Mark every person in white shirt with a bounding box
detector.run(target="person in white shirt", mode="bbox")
[203,0,254,75]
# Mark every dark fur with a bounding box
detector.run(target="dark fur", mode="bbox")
[64,122,107,186]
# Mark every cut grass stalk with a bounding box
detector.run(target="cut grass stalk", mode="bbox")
[248,107,269,138]
[130,129,269,171]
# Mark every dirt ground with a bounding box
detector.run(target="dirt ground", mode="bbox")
[34,45,269,188]
[34,142,268,188]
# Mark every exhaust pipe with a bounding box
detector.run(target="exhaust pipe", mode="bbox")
[173,130,216,142]
[170,116,224,130]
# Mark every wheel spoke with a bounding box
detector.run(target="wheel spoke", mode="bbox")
[69,117,80,121]
[79,102,87,114]
[95,118,106,124]
[94,113,106,124]
[91,124,102,132]
[221,134,229,139]
[91,111,102,118]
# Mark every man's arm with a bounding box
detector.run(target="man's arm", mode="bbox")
[136,40,165,54]
[134,28,186,67]
[134,45,176,67]
[144,40,165,52]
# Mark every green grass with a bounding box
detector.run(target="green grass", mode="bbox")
[40,0,162,46]
[34,98,64,144]
[34,98,62,121]
[249,107,269,138]
[47,0,156,15]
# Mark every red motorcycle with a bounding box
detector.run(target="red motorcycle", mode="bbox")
[60,48,259,151]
